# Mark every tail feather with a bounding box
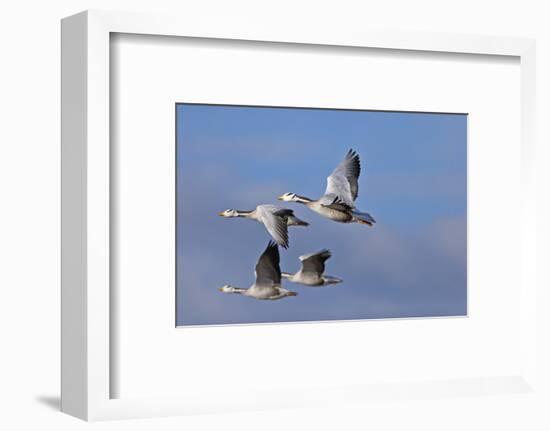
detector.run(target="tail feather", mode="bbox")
[323,275,343,285]
[352,210,376,226]
[286,215,309,227]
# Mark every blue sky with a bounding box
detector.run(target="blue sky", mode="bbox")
[176,104,467,326]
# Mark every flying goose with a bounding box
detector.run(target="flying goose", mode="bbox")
[218,241,298,300]
[278,149,376,225]
[218,204,308,249]
[282,249,343,286]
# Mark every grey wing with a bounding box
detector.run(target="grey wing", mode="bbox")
[255,241,282,286]
[299,249,331,275]
[258,204,295,219]
[325,149,361,207]
[258,206,290,248]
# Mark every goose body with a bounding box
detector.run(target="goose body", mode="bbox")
[218,204,308,248]
[219,241,298,300]
[278,149,376,226]
[282,249,343,286]
[303,200,354,223]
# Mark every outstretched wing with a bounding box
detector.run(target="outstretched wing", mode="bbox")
[299,249,331,276]
[325,149,361,207]
[258,205,290,248]
[255,241,282,286]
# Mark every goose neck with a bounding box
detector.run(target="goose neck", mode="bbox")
[295,195,313,204]
[230,287,247,294]
[235,210,254,217]
[281,272,294,280]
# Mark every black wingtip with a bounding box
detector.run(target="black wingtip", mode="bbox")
[267,240,287,252]
[320,249,332,260]
[347,148,361,176]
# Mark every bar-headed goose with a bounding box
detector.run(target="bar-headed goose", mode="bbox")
[218,204,308,249]
[278,149,376,225]
[218,241,298,300]
[282,249,342,286]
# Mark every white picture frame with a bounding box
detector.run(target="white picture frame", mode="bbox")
[61,9,539,421]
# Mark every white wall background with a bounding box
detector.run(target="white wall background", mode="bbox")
[0,0,548,430]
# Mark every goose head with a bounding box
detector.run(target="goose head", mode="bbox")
[278,192,299,202]
[218,209,239,217]
[218,285,237,294]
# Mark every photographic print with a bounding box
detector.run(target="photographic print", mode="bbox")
[176,104,467,326]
